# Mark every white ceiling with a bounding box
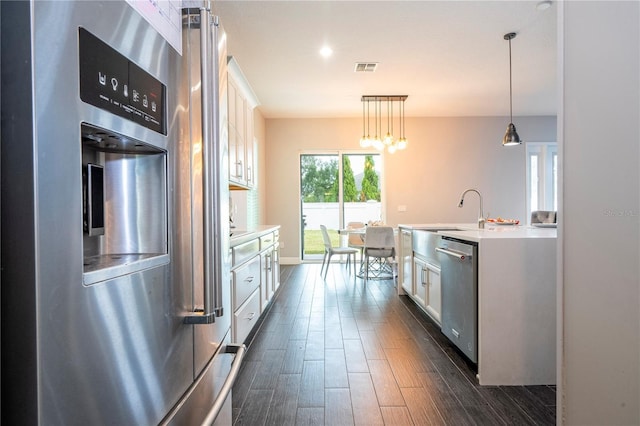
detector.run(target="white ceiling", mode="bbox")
[212,1,557,119]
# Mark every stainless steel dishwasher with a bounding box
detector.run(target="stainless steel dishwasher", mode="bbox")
[436,237,478,364]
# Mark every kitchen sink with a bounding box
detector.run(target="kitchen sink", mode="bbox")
[413,229,453,267]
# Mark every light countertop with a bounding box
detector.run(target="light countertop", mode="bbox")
[399,223,556,242]
[230,225,280,247]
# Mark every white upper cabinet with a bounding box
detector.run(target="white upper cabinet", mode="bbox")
[227,56,259,189]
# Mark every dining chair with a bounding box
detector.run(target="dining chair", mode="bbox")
[346,221,365,260]
[531,210,556,224]
[320,225,359,279]
[363,226,396,282]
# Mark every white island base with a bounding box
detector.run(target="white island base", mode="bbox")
[480,235,556,385]
[405,223,557,386]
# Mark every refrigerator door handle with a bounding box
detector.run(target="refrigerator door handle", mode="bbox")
[200,344,247,426]
[185,7,221,325]
[209,13,226,320]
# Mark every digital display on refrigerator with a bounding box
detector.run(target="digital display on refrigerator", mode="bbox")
[78,27,166,135]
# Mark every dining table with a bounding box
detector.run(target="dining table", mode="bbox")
[338,226,398,279]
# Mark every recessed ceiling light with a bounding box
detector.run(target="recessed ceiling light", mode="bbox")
[536,1,552,11]
[319,46,333,58]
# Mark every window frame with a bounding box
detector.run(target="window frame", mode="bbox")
[298,150,385,260]
[525,142,558,224]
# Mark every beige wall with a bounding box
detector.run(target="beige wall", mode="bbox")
[254,108,267,224]
[264,115,556,261]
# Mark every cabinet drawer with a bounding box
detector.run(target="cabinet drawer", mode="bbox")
[233,239,259,266]
[260,232,275,249]
[233,289,260,344]
[233,255,260,307]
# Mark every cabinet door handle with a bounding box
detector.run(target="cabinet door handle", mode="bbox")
[245,312,256,320]
[244,276,254,283]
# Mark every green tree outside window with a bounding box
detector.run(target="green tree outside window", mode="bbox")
[342,156,358,202]
[361,155,380,201]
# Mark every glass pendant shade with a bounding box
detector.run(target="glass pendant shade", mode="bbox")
[383,133,393,146]
[397,137,408,150]
[372,137,384,151]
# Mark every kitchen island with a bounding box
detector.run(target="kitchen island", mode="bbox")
[399,223,557,386]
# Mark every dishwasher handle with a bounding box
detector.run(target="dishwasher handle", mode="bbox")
[436,247,468,261]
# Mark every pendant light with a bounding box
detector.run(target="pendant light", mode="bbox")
[397,98,408,150]
[359,99,368,147]
[359,99,371,147]
[359,95,408,153]
[372,98,383,151]
[502,32,522,146]
[383,99,393,146]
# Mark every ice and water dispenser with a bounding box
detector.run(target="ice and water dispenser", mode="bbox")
[79,28,168,285]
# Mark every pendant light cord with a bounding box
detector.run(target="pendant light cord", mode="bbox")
[509,37,513,122]
[362,99,365,135]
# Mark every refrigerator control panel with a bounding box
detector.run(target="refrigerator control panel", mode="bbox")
[79,27,166,135]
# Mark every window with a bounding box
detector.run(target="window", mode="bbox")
[526,142,557,223]
[299,152,383,260]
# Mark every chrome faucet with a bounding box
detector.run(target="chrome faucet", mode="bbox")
[458,189,485,229]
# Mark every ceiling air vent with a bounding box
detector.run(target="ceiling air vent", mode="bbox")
[354,62,378,72]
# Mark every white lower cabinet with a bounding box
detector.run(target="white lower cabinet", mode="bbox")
[261,248,273,312]
[233,289,260,343]
[412,256,427,307]
[400,229,413,295]
[424,263,441,324]
[272,243,280,293]
[230,227,280,343]
[413,255,441,325]
[232,255,260,308]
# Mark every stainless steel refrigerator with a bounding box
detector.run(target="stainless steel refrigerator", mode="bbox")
[1,2,244,424]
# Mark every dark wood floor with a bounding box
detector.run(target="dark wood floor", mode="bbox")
[232,263,556,425]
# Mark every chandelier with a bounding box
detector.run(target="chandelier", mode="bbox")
[359,95,408,153]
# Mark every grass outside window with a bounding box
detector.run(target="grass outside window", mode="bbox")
[304,229,340,255]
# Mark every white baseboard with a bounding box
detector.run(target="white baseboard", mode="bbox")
[280,257,357,265]
[280,257,302,265]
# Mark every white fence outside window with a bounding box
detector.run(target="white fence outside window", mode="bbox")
[302,202,382,230]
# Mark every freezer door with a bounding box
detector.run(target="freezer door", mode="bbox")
[162,337,247,426]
